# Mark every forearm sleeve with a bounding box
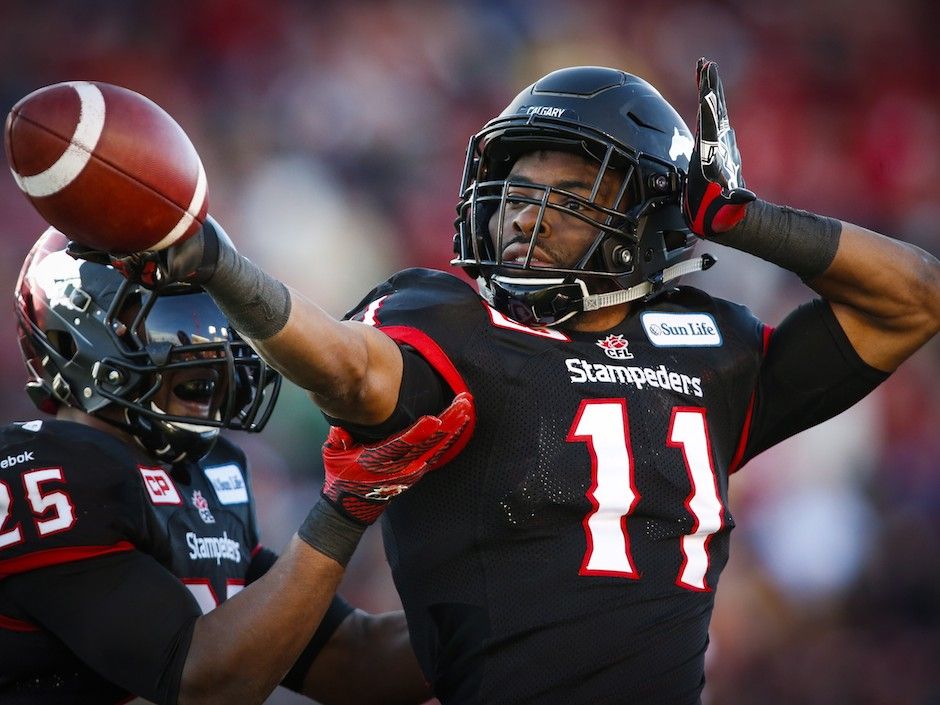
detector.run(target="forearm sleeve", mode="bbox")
[712,198,842,281]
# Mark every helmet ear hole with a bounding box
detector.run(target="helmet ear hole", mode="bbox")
[664,230,692,252]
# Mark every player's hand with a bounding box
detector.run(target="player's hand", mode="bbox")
[322,392,475,525]
[683,58,756,238]
[66,215,226,290]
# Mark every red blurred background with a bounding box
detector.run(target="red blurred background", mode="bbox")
[2,1,937,703]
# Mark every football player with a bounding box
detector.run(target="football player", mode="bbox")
[67,60,938,704]
[0,228,470,704]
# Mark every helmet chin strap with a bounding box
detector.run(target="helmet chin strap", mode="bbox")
[582,254,715,311]
[481,254,715,327]
[114,403,221,464]
[477,254,715,328]
[150,402,221,433]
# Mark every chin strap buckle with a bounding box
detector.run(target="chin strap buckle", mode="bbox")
[582,254,716,311]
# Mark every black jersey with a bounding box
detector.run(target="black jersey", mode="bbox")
[0,420,349,704]
[345,268,886,705]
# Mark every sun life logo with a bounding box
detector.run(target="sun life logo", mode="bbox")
[192,490,215,524]
[596,334,634,360]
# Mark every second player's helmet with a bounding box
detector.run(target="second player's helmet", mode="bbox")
[15,227,281,462]
[454,66,707,326]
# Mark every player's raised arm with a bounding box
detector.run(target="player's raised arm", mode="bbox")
[683,58,940,372]
[803,222,938,371]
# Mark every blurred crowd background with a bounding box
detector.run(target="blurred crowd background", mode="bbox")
[2,1,938,703]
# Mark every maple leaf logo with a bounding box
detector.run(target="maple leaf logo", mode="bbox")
[192,490,215,524]
[596,334,634,360]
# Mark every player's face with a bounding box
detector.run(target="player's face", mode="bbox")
[114,294,230,422]
[153,349,227,420]
[488,150,624,269]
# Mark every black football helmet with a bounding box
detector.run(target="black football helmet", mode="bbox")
[454,66,712,326]
[15,227,281,462]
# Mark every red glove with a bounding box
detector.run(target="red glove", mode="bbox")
[322,392,474,525]
[683,58,756,238]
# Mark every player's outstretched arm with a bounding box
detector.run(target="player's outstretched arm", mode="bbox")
[683,58,940,371]
[178,393,471,704]
[252,286,405,425]
[70,217,404,425]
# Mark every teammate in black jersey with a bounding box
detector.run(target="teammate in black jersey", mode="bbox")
[64,59,939,704]
[0,228,470,704]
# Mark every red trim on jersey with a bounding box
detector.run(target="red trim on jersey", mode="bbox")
[378,325,476,466]
[482,302,571,340]
[762,325,774,350]
[379,325,468,395]
[360,295,390,326]
[0,540,135,578]
[569,398,640,579]
[668,406,723,592]
[0,613,39,632]
[250,543,264,558]
[729,324,774,473]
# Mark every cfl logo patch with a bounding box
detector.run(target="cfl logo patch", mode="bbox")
[596,334,634,360]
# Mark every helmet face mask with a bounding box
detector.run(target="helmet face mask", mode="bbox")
[454,66,696,326]
[16,228,281,462]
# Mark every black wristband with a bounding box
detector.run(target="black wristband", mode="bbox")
[206,241,292,340]
[711,198,842,281]
[296,499,366,567]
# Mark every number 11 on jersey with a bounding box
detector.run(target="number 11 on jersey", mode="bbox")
[567,399,724,591]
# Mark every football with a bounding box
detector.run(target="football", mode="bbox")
[4,81,208,252]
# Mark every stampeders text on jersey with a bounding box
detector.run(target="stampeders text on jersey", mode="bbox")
[565,358,703,397]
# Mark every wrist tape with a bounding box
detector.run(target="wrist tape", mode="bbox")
[297,499,366,567]
[711,198,842,281]
[204,236,292,340]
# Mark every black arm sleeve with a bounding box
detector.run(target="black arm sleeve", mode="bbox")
[245,547,356,693]
[324,344,452,442]
[741,298,889,465]
[2,551,201,704]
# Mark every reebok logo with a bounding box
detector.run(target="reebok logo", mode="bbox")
[1,451,35,469]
